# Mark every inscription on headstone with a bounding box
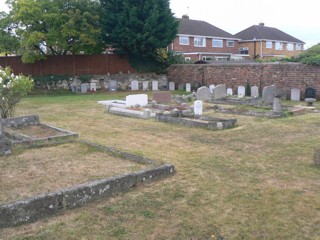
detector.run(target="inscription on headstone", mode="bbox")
[291,88,300,101]
[131,80,139,91]
[194,100,203,115]
[251,86,259,98]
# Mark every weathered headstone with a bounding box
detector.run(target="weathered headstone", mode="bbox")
[305,87,316,99]
[152,91,172,104]
[186,83,191,92]
[109,80,118,91]
[0,117,12,156]
[227,88,233,96]
[209,85,215,93]
[81,83,88,93]
[273,95,282,113]
[169,82,175,91]
[262,85,276,104]
[125,94,148,107]
[90,83,96,92]
[196,86,212,101]
[178,83,184,91]
[142,81,149,91]
[131,80,139,91]
[237,85,245,98]
[251,86,259,98]
[194,100,203,115]
[152,80,159,91]
[212,84,227,100]
[291,88,300,101]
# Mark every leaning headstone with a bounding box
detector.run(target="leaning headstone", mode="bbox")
[194,100,203,116]
[262,85,276,104]
[212,84,227,100]
[142,81,149,91]
[152,80,159,91]
[196,86,212,101]
[291,88,300,101]
[273,95,282,113]
[227,88,233,96]
[109,80,118,91]
[126,94,148,107]
[169,82,175,91]
[237,85,245,98]
[81,83,88,93]
[178,83,184,91]
[152,91,172,104]
[251,86,259,98]
[131,80,139,91]
[186,83,191,92]
[305,87,316,99]
[209,85,215,93]
[90,83,96,92]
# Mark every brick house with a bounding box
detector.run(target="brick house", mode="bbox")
[234,23,305,60]
[168,15,244,62]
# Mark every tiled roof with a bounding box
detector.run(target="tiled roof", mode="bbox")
[177,17,238,39]
[235,24,305,43]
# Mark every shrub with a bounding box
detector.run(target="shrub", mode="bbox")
[0,67,34,118]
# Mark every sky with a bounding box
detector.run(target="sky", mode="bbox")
[0,0,318,49]
[170,0,319,49]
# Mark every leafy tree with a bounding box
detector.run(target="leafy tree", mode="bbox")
[1,0,104,63]
[0,11,19,56]
[296,43,320,65]
[101,0,178,58]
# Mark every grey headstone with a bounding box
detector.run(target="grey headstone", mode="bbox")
[273,95,282,113]
[262,85,276,104]
[81,83,88,93]
[152,81,159,91]
[305,87,316,99]
[237,85,245,98]
[131,80,139,91]
[291,88,300,101]
[227,88,233,96]
[178,83,184,91]
[186,83,191,92]
[251,86,259,98]
[142,81,149,91]
[196,86,212,101]
[212,84,227,100]
[169,82,175,91]
[109,80,118,91]
[194,100,203,115]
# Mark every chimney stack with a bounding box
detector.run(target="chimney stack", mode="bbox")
[259,22,265,26]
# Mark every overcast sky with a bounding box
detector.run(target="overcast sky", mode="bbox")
[170,0,319,49]
[1,0,318,49]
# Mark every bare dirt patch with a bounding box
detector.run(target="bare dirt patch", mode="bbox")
[0,142,149,204]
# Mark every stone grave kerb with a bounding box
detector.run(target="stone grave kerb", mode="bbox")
[0,117,12,155]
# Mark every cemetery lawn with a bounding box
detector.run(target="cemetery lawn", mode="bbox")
[1,92,320,239]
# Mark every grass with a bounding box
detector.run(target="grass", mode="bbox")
[1,92,320,239]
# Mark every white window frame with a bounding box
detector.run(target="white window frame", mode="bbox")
[227,40,235,47]
[184,57,191,61]
[287,43,294,51]
[212,39,223,48]
[179,36,189,45]
[215,56,228,61]
[202,56,214,61]
[275,42,283,50]
[266,41,272,49]
[194,37,206,47]
[296,43,303,50]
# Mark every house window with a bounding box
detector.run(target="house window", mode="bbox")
[287,43,294,51]
[266,41,272,49]
[227,40,234,47]
[239,47,249,54]
[184,57,191,61]
[194,37,206,47]
[275,42,283,50]
[179,36,189,45]
[215,56,228,61]
[296,43,303,50]
[212,39,223,48]
[202,56,214,61]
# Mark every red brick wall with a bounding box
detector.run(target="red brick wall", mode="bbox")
[168,63,320,99]
[0,54,136,76]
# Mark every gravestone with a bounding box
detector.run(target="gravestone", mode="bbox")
[178,83,184,91]
[131,80,139,91]
[169,82,175,91]
[142,81,149,91]
[152,91,172,104]
[291,88,300,101]
[109,80,118,91]
[0,117,12,156]
[305,87,316,99]
[152,81,159,91]
[227,88,233,96]
[237,85,245,98]
[273,95,282,113]
[186,83,191,92]
[90,83,96,92]
[251,86,259,98]
[212,84,227,100]
[81,83,88,93]
[209,85,215,93]
[194,100,203,116]
[125,94,148,107]
[196,86,212,101]
[262,85,276,104]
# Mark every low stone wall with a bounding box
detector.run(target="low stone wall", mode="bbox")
[2,115,40,128]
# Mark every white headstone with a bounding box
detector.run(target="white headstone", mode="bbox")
[169,81,175,91]
[152,80,159,91]
[194,100,203,116]
[212,84,227,100]
[81,83,88,93]
[125,94,148,107]
[291,88,300,101]
[186,83,191,92]
[209,85,215,93]
[90,83,96,92]
[227,88,233,96]
[237,85,245,98]
[131,80,139,91]
[142,81,149,91]
[251,86,259,98]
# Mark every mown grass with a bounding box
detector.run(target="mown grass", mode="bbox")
[1,92,320,239]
